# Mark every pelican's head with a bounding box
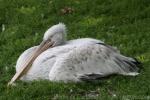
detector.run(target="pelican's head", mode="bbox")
[33,23,67,57]
[43,23,67,46]
[33,23,67,58]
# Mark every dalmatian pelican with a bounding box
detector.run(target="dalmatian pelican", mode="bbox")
[8,23,140,86]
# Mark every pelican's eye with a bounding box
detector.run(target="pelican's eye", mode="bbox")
[49,34,54,38]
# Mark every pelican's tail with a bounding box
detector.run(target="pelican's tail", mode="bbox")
[113,55,141,76]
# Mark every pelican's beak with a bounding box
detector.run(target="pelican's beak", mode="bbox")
[7,39,54,86]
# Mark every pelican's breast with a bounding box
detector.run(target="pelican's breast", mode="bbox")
[19,44,75,81]
[16,46,56,81]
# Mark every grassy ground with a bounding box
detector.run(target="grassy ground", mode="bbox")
[0,0,150,99]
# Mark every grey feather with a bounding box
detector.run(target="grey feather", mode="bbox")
[79,73,106,81]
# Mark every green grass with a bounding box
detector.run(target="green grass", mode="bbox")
[0,0,150,99]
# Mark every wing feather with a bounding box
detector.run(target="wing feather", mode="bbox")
[49,42,140,82]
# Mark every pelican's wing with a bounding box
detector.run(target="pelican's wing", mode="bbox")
[49,42,140,82]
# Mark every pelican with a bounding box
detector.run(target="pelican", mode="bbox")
[8,23,140,85]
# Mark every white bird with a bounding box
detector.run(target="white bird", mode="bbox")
[8,23,140,85]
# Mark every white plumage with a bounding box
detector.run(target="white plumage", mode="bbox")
[15,23,140,82]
